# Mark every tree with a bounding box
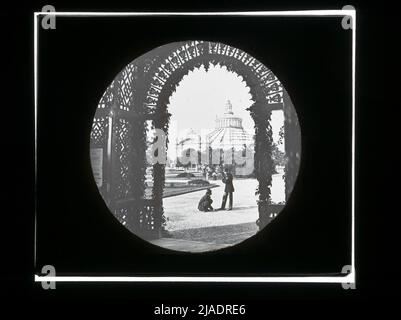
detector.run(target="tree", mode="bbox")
[272,143,286,168]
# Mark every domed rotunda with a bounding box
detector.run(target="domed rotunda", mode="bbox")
[206,100,254,151]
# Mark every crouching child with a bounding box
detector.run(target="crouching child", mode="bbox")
[198,188,214,212]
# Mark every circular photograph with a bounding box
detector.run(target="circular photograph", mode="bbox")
[90,41,301,252]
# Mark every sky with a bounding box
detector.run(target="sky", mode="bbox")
[168,64,255,132]
[164,64,284,159]
[145,63,284,159]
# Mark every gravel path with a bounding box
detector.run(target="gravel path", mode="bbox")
[163,179,259,231]
[163,176,284,232]
[155,176,285,251]
[168,222,258,245]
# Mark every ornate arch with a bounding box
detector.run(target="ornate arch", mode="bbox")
[90,41,301,240]
[141,41,283,109]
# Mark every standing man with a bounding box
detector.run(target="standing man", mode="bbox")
[218,168,234,210]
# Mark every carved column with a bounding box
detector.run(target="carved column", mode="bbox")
[248,102,274,230]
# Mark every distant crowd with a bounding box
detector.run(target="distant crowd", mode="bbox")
[201,164,226,181]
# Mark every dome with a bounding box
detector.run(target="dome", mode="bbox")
[176,128,201,152]
[207,100,254,151]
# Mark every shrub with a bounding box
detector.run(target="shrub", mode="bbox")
[176,172,196,178]
[188,179,210,186]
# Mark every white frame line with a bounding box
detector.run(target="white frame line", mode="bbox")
[34,10,356,284]
[35,275,353,283]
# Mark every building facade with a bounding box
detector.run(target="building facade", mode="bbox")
[174,100,254,172]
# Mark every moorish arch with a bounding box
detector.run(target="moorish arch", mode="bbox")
[90,40,301,240]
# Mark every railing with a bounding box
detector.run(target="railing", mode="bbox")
[113,198,162,240]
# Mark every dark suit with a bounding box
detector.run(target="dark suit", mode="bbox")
[221,172,234,209]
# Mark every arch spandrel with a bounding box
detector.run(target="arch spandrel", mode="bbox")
[136,41,284,112]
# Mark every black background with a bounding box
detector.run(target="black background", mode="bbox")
[3,0,397,308]
[36,15,351,276]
